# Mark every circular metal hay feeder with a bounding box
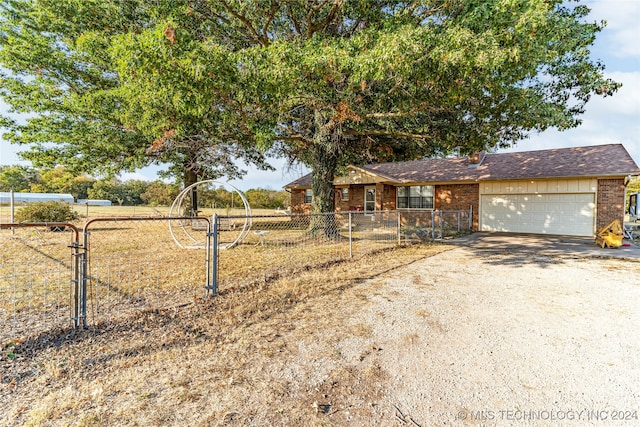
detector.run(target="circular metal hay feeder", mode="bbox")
[169,180,252,249]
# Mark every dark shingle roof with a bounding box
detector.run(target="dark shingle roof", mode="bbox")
[476,144,640,181]
[284,144,640,188]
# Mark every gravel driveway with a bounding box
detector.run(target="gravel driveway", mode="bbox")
[333,244,640,426]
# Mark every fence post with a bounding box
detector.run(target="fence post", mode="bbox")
[469,205,473,231]
[439,210,443,238]
[10,188,14,235]
[80,230,89,328]
[397,210,401,246]
[206,213,219,297]
[431,210,435,239]
[348,211,353,258]
[70,240,81,329]
[458,210,461,232]
[204,217,211,296]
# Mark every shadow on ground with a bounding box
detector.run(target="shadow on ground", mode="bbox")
[448,232,640,268]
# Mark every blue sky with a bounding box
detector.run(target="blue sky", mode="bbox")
[498,0,640,166]
[0,0,638,191]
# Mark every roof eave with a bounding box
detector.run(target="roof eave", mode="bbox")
[348,165,403,183]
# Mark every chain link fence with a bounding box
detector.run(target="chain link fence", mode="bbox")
[400,209,473,242]
[213,209,472,292]
[214,211,400,292]
[1,208,472,342]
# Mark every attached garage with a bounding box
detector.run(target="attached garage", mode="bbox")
[480,179,597,237]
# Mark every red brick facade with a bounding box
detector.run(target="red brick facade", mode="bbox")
[291,178,625,236]
[290,189,312,214]
[293,183,480,231]
[286,145,638,236]
[596,178,625,231]
[294,179,626,235]
[435,184,479,231]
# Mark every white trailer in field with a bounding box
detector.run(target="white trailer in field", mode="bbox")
[0,192,74,204]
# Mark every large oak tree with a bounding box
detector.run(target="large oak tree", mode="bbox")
[1,0,619,215]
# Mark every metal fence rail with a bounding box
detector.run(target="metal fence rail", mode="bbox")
[1,208,471,342]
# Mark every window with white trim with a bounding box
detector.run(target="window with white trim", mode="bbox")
[397,185,434,209]
[340,188,349,201]
[304,189,313,204]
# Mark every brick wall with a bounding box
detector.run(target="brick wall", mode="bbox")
[290,189,312,214]
[596,178,625,231]
[350,186,365,210]
[333,186,366,211]
[435,184,479,231]
[381,184,396,210]
[294,183,481,231]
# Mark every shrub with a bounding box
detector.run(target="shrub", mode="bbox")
[15,201,79,224]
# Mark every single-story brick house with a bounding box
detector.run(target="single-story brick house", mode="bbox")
[284,144,640,237]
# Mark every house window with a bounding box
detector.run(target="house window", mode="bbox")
[397,185,434,209]
[304,189,313,204]
[340,188,349,201]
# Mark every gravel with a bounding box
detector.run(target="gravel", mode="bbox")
[344,246,640,426]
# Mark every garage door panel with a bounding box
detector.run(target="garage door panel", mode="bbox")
[481,193,595,236]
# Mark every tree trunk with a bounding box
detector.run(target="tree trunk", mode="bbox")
[308,110,340,238]
[184,167,199,216]
[311,145,337,214]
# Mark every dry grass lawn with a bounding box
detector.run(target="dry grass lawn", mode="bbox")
[1,243,452,426]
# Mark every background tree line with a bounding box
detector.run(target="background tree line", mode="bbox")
[0,165,290,209]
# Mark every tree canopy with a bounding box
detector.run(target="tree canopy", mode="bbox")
[0,0,272,187]
[0,165,39,192]
[0,0,620,214]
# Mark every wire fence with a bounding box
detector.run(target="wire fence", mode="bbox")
[0,223,81,344]
[213,209,472,292]
[83,217,213,328]
[214,211,400,291]
[400,209,473,242]
[1,208,472,343]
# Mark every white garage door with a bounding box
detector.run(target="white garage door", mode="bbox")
[480,193,595,236]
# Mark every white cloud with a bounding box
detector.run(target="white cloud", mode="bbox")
[588,0,640,58]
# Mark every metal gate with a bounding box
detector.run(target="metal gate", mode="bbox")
[1,217,213,341]
[81,217,213,327]
[0,223,82,343]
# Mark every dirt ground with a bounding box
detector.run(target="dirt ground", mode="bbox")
[349,247,640,426]
[1,243,639,426]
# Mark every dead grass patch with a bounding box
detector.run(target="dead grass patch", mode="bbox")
[1,243,452,426]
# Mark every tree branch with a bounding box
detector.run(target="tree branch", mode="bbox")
[187,1,231,25]
[275,135,313,145]
[286,4,303,36]
[307,0,341,38]
[347,18,363,37]
[361,104,453,120]
[262,1,280,42]
[219,0,270,46]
